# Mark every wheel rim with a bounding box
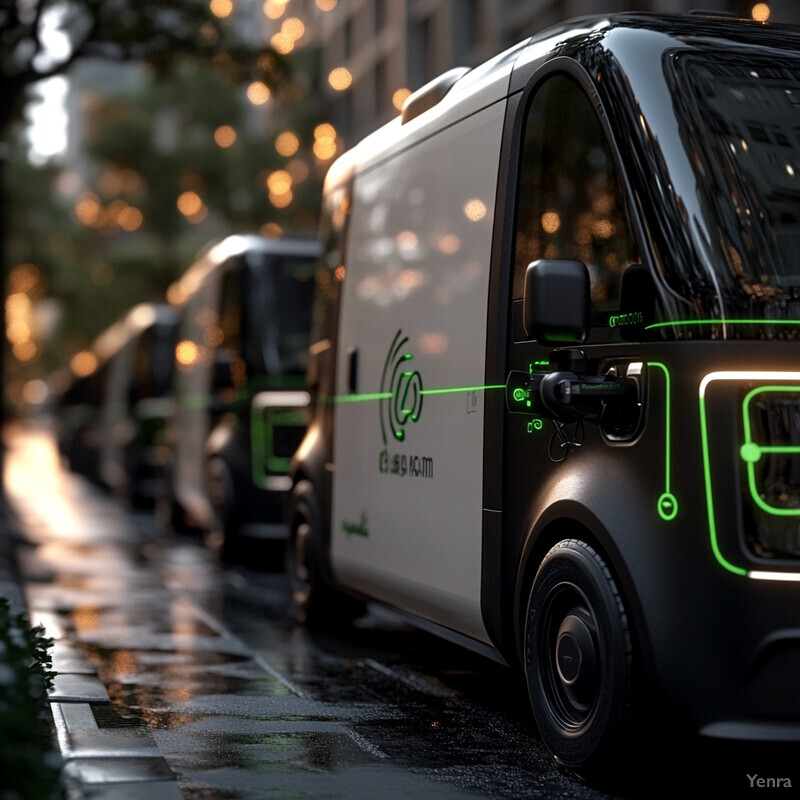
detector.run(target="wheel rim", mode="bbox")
[537,582,601,735]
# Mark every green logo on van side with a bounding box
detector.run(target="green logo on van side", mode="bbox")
[380,329,424,445]
[342,511,369,538]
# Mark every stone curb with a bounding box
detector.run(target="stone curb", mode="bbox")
[42,612,185,799]
[0,501,184,800]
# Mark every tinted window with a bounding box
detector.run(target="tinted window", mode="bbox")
[514,74,639,334]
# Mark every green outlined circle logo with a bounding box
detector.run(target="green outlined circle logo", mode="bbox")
[380,330,423,444]
[657,491,678,521]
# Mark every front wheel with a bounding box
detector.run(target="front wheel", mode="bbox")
[207,457,242,562]
[524,538,632,774]
[286,480,364,627]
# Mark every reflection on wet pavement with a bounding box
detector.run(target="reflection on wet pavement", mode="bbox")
[5,423,628,799]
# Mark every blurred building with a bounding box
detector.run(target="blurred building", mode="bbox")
[264,0,800,148]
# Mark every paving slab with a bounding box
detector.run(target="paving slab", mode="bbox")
[51,641,97,674]
[49,673,110,703]
[62,781,184,800]
[53,702,98,731]
[61,757,176,785]
[63,729,161,759]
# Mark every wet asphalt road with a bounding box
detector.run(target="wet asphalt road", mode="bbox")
[4,422,794,799]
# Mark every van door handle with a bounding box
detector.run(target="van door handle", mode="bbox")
[348,347,359,394]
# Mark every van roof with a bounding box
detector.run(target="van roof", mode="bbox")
[325,11,800,186]
[170,233,321,307]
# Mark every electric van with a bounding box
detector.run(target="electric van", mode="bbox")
[288,12,800,772]
[161,234,318,560]
[97,303,177,507]
[54,361,107,483]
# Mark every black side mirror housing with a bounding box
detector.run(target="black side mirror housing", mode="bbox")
[523,259,591,345]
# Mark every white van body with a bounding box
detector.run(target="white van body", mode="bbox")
[331,50,521,644]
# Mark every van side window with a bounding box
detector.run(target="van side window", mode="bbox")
[513,74,639,334]
[219,262,246,387]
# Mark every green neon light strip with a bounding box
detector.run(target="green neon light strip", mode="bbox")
[646,362,678,521]
[698,379,748,576]
[747,446,800,454]
[741,385,800,517]
[251,407,307,486]
[421,384,506,396]
[647,319,800,331]
[332,384,506,403]
[698,370,800,578]
[334,391,392,404]
[647,362,671,493]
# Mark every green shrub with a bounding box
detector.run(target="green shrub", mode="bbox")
[0,597,60,800]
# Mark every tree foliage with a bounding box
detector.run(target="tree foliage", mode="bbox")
[1,1,330,402]
[0,0,324,396]
[0,597,59,800]
[0,0,289,136]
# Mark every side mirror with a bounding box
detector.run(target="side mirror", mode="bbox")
[523,259,591,345]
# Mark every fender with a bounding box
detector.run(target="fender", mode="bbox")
[512,490,656,687]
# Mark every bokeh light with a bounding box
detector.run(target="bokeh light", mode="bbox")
[214,125,237,148]
[70,351,98,377]
[263,0,286,18]
[266,170,292,195]
[271,33,295,54]
[175,340,199,366]
[177,191,203,216]
[328,67,353,92]
[393,88,412,111]
[246,81,271,105]
[275,131,300,157]
[210,0,233,18]
[463,199,487,222]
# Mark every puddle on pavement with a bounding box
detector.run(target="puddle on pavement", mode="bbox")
[168,729,375,775]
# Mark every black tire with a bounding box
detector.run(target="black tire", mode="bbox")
[286,479,364,626]
[155,464,194,535]
[524,538,632,774]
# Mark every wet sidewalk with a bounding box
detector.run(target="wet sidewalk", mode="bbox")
[2,422,499,800]
[3,421,185,799]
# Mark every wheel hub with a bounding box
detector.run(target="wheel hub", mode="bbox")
[555,610,597,708]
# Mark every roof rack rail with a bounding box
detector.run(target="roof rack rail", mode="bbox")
[687,9,739,17]
[401,67,471,125]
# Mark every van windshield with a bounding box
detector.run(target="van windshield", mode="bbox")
[246,254,316,375]
[662,50,800,334]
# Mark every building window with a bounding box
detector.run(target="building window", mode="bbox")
[344,16,354,60]
[375,0,386,33]
[409,14,433,88]
[375,58,388,119]
[454,0,479,56]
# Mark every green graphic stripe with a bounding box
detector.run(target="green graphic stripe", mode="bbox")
[647,362,671,495]
[698,380,749,577]
[335,391,393,404]
[332,384,506,403]
[421,384,506,396]
[647,318,800,331]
